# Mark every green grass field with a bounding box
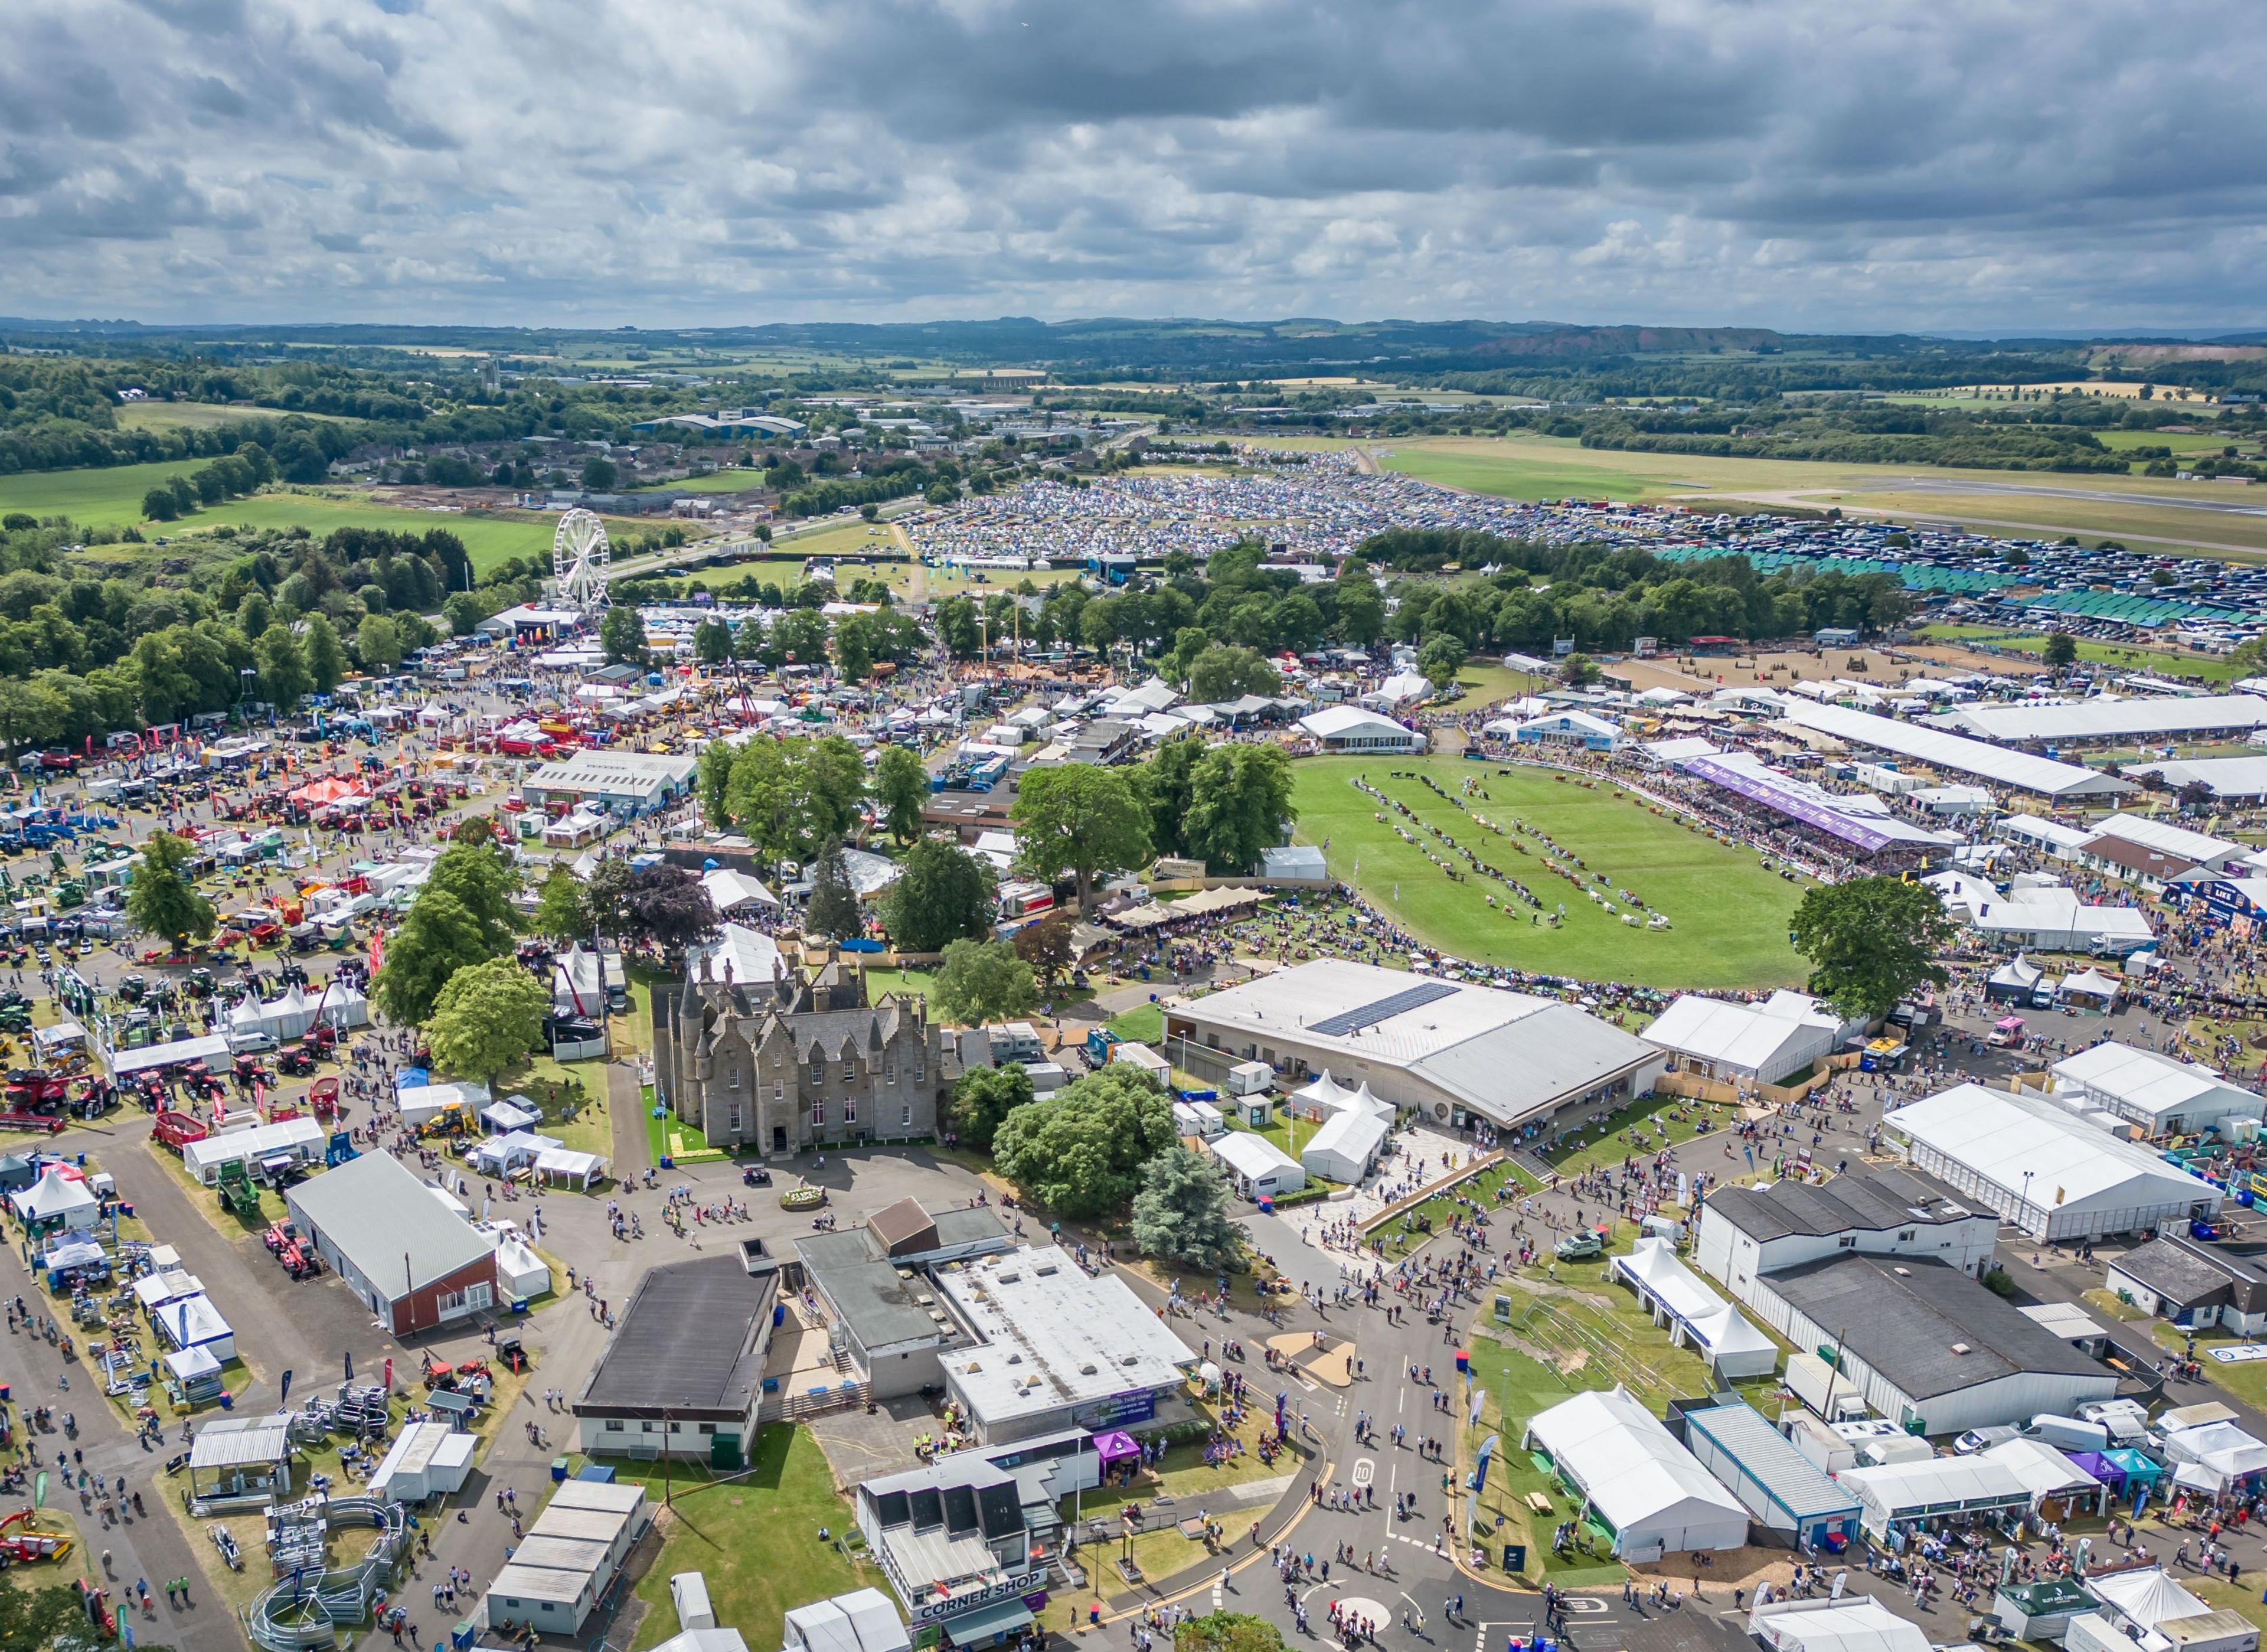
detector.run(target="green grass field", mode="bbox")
[1291,756,1807,990]
[0,455,214,522]
[636,468,767,494]
[2093,429,2235,454]
[116,401,345,432]
[0,463,664,573]
[618,1426,879,1651]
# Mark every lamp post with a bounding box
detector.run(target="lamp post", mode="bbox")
[2021,1170,2036,1236]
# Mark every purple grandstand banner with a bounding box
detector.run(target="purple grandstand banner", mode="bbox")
[1680,756,1894,853]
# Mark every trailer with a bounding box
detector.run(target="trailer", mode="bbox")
[153,1112,209,1153]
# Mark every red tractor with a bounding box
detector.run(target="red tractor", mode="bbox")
[309,1077,340,1120]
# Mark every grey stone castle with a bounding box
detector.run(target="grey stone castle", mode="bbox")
[652,952,955,1155]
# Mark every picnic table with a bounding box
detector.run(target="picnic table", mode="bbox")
[1524,1491,1553,1514]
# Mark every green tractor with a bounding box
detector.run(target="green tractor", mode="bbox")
[53,879,85,910]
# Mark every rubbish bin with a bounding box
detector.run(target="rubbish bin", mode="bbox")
[550,1457,569,1484]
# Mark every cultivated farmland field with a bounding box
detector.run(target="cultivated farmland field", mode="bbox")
[1289,755,1808,990]
[1285,433,2267,561]
[114,401,348,432]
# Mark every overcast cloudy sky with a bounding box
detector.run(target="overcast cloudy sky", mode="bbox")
[6,0,2265,334]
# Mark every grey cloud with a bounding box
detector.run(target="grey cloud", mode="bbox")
[4,0,2266,331]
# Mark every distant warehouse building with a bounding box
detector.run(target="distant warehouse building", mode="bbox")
[521,752,698,820]
[2050,1041,2267,1138]
[1884,1083,2223,1241]
[1941,693,2267,747]
[1165,959,1664,1133]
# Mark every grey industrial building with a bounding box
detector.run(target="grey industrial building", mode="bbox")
[1741,1253,2118,1436]
[573,1252,779,1467]
[796,1200,1018,1399]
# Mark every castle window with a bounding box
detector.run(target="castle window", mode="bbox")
[914,1053,926,1084]
[727,1068,741,1091]
[901,1103,912,1127]
[844,1098,857,1125]
[773,1081,784,1104]
[843,1056,856,1083]
[810,1097,825,1129]
[811,1054,825,1086]
[885,1059,896,1085]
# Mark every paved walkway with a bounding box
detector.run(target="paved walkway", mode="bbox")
[0,1191,237,1652]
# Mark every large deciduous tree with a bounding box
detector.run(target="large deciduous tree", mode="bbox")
[531,864,590,943]
[877,838,995,954]
[373,890,494,1026]
[992,1064,1177,1219]
[1185,645,1281,704]
[125,829,216,955]
[873,743,930,845]
[302,613,345,693]
[931,938,1037,1027]
[1011,765,1148,913]
[1789,874,1955,1021]
[425,956,551,1088]
[1011,911,1074,991]
[599,604,646,664]
[949,1063,1034,1152]
[1183,744,1295,874]
[622,862,720,954]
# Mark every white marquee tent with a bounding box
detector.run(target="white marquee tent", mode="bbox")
[1521,1385,1749,1558]
[1884,1083,2222,1241]
[1611,1238,1779,1379]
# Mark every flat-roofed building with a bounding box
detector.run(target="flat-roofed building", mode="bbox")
[1166,958,1662,1132]
[933,1245,1195,1444]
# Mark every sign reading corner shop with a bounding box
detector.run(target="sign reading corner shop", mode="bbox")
[913,1575,1041,1624]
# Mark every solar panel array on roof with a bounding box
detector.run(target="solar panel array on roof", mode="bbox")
[1308,980,1459,1037]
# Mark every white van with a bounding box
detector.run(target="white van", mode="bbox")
[2026,1414,2110,1454]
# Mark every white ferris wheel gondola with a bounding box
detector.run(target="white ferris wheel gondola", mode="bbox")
[551,507,612,616]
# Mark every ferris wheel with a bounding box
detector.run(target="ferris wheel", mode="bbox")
[552,507,612,616]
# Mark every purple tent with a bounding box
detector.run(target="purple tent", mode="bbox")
[1093,1431,1139,1467]
[2069,1450,2122,1488]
